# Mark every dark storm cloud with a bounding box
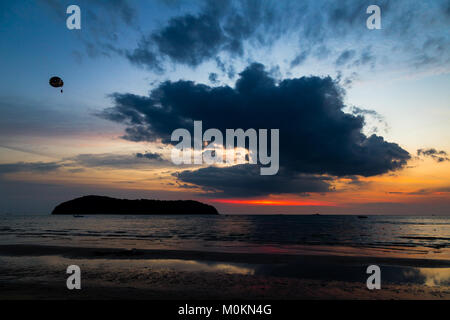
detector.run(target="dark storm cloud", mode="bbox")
[100,63,410,196]
[175,165,332,197]
[417,148,450,162]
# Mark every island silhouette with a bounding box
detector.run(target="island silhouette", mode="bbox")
[51,195,219,215]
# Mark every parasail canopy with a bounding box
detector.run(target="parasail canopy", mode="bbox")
[49,76,64,93]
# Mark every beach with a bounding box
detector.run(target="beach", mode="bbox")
[0,244,449,300]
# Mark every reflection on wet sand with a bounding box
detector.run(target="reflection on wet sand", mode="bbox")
[1,254,449,287]
[0,255,255,276]
[135,259,255,275]
[415,268,450,287]
[0,254,449,299]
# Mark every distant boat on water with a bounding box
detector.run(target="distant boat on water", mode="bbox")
[357,215,368,219]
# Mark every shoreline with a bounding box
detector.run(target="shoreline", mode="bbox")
[1,244,450,267]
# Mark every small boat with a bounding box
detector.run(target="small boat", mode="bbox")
[73,215,84,218]
[357,215,368,219]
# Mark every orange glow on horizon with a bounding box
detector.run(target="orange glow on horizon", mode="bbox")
[212,199,337,206]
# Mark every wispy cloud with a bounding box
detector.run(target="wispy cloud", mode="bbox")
[417,148,450,162]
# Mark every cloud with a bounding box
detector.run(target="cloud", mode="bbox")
[349,106,389,134]
[136,13,225,68]
[0,162,62,175]
[100,63,410,197]
[175,164,332,197]
[0,152,167,178]
[42,0,449,78]
[417,148,450,162]
[353,47,375,67]
[41,0,450,79]
[290,51,309,67]
[215,57,236,79]
[388,186,450,196]
[135,152,163,161]
[208,73,219,84]
[68,152,167,168]
[335,50,356,66]
[126,0,290,71]
[127,1,447,75]
[126,2,226,70]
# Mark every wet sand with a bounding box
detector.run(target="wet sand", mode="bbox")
[1,244,450,266]
[0,244,449,300]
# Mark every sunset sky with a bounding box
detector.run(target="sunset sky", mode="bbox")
[0,0,449,214]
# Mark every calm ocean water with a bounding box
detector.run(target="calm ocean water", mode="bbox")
[0,214,449,254]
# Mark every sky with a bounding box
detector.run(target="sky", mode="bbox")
[0,0,449,215]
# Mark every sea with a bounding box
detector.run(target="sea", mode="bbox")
[0,214,449,255]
